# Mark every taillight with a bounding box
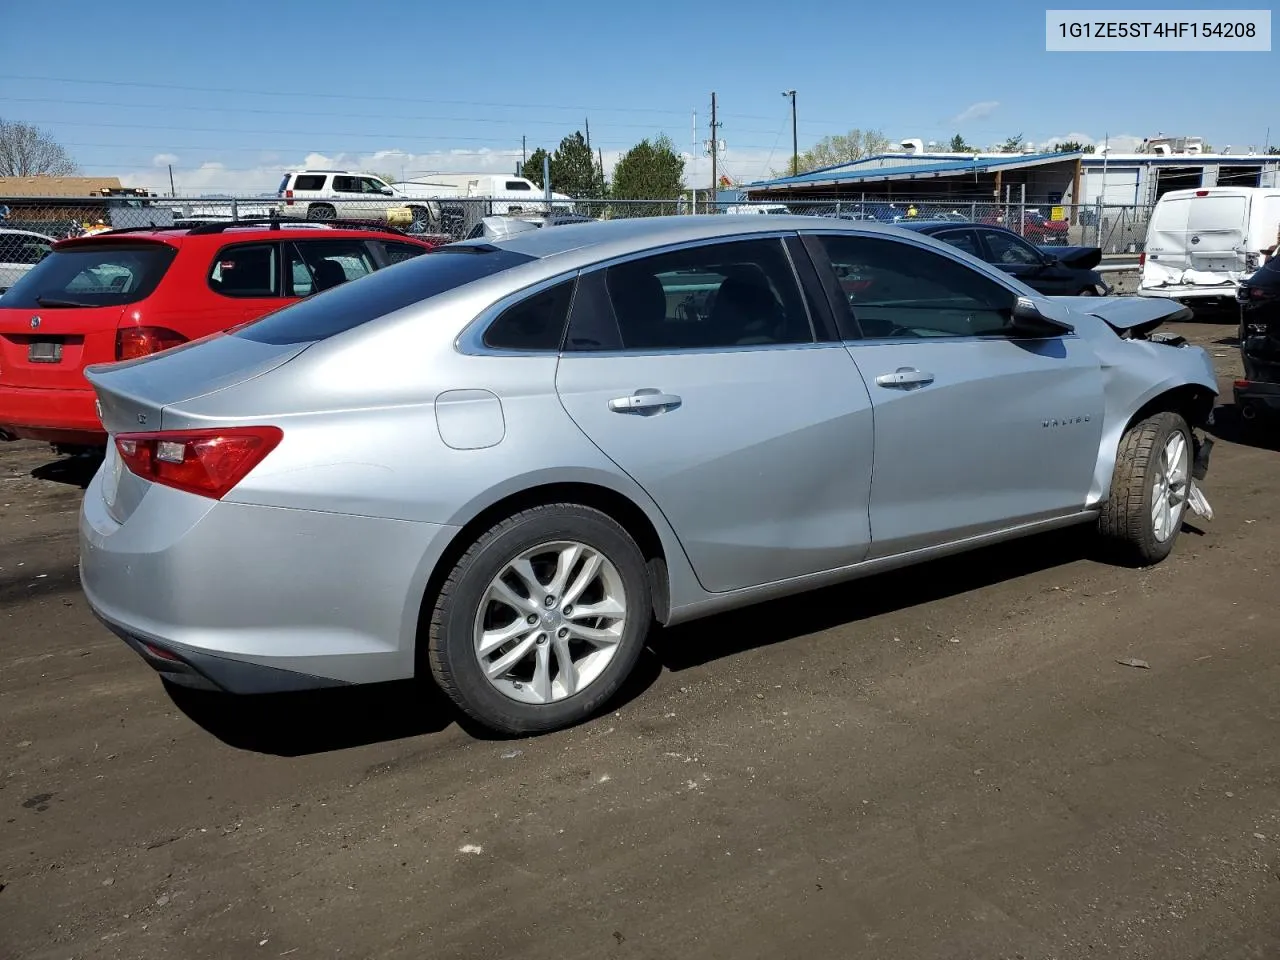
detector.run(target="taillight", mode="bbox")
[1139,252,1146,268]
[1234,379,1251,389]
[115,427,283,499]
[117,326,188,361]
[285,189,294,206]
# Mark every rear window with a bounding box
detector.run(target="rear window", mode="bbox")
[1188,195,1247,231]
[0,243,177,309]
[233,245,536,345]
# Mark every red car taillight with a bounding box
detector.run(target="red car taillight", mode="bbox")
[117,326,188,361]
[115,427,283,500]
[285,189,294,206]
[1138,252,1146,268]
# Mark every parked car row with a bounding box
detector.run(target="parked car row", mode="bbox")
[0,219,440,450]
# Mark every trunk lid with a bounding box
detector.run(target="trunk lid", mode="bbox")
[87,333,310,523]
[0,303,127,389]
[0,239,179,390]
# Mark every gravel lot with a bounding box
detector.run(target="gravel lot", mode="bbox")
[2,321,1278,960]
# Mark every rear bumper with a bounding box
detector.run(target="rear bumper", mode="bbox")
[1234,379,1280,414]
[95,609,350,693]
[80,467,459,688]
[1137,285,1238,302]
[0,384,105,444]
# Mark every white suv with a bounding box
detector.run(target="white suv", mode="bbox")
[275,170,438,227]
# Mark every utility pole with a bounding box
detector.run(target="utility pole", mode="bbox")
[709,92,721,204]
[782,89,797,176]
[585,117,591,152]
[522,135,527,165]
[167,164,176,198]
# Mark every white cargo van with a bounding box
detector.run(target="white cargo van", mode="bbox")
[1139,187,1280,306]
[397,175,573,214]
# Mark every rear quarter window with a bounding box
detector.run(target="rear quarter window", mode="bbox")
[233,245,536,345]
[292,175,327,191]
[0,243,177,308]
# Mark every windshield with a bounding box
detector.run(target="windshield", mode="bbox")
[233,245,536,345]
[0,243,177,308]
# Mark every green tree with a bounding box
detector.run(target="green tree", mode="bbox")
[520,147,550,188]
[549,131,605,198]
[949,133,975,152]
[999,133,1025,153]
[1053,141,1086,153]
[793,128,890,174]
[610,135,684,213]
[1267,146,1280,155]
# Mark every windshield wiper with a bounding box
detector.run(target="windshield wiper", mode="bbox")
[35,296,97,308]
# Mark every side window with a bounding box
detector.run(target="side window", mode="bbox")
[599,238,812,351]
[982,230,1044,266]
[814,234,1015,340]
[24,241,53,265]
[292,175,326,191]
[286,240,377,297]
[933,229,982,259]
[505,181,533,191]
[360,177,389,194]
[373,240,428,265]
[209,243,279,298]
[332,176,359,193]
[483,278,575,351]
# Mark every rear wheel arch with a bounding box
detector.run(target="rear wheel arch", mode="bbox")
[415,482,673,663]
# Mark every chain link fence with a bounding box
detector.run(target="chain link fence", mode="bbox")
[0,193,1153,252]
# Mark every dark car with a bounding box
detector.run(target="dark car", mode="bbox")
[900,221,1110,297]
[1233,255,1280,421]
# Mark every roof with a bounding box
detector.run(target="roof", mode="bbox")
[55,222,432,247]
[479,213,927,270]
[746,151,1083,191]
[0,176,125,197]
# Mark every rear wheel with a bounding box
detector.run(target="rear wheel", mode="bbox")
[427,504,651,735]
[307,203,336,221]
[1097,411,1193,565]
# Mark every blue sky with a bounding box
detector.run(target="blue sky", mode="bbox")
[0,0,1273,195]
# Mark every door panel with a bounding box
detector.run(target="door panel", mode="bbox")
[553,237,874,594]
[805,231,1105,556]
[557,346,874,592]
[846,337,1104,555]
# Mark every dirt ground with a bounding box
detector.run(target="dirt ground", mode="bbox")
[2,320,1278,960]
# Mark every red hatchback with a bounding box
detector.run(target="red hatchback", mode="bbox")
[0,221,440,450]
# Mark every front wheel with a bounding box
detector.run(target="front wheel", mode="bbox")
[427,504,651,735]
[1097,411,1193,565]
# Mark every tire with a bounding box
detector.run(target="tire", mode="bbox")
[1077,287,1096,296]
[307,203,336,221]
[1097,411,1193,566]
[407,205,431,229]
[427,504,651,735]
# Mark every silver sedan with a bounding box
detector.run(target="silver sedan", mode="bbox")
[79,216,1218,735]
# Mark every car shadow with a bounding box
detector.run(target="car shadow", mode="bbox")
[165,678,456,757]
[650,526,1094,673]
[30,450,103,489]
[1208,403,1280,453]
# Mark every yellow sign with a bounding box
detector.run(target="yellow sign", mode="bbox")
[1050,206,1066,221]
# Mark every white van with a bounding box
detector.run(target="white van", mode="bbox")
[1139,186,1280,305]
[396,175,573,215]
[724,203,792,215]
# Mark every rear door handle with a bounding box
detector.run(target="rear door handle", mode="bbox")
[608,391,683,413]
[875,367,934,389]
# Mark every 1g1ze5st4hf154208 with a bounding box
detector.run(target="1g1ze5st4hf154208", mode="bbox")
[79,216,1217,735]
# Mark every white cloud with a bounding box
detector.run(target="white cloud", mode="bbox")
[151,153,179,167]
[950,100,1000,124]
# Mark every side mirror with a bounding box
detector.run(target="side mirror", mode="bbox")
[1009,296,1074,337]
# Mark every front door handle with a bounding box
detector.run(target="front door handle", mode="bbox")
[608,390,683,413]
[875,367,934,389]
